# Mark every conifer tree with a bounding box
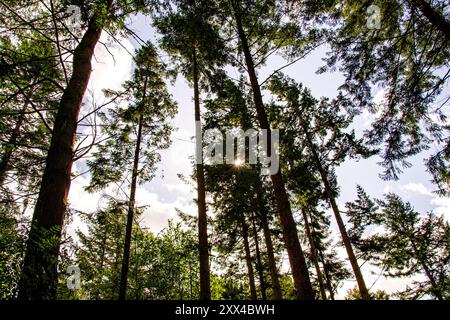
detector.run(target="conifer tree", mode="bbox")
[85,42,176,299]
[291,0,449,194]
[214,0,315,299]
[269,73,373,299]
[154,0,227,299]
[17,0,152,299]
[346,188,450,300]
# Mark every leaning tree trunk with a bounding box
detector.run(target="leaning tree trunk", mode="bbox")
[118,76,148,300]
[409,0,450,41]
[18,1,112,299]
[408,234,443,300]
[241,214,257,300]
[0,100,28,185]
[251,212,267,300]
[301,208,327,300]
[232,1,314,300]
[193,49,211,300]
[301,123,370,300]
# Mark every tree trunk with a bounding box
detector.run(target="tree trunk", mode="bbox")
[241,214,257,300]
[118,75,148,300]
[0,100,28,185]
[408,233,443,300]
[232,1,314,300]
[301,208,327,300]
[317,244,335,300]
[255,183,283,299]
[18,2,111,299]
[301,123,370,300]
[193,49,211,300]
[94,217,108,300]
[251,212,267,300]
[410,0,450,41]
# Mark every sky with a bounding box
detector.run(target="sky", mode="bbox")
[67,13,449,298]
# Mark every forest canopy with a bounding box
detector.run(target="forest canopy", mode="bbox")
[0,0,448,301]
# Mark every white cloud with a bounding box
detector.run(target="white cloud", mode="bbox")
[361,109,374,127]
[373,88,386,105]
[166,182,194,198]
[88,32,134,98]
[400,182,433,196]
[430,196,450,222]
[396,183,449,222]
[135,187,196,234]
[382,184,394,194]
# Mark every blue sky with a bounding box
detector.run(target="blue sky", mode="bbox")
[67,13,449,298]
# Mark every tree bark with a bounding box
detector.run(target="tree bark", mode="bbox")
[251,212,267,300]
[18,1,111,299]
[241,214,257,300]
[118,75,148,300]
[193,49,211,300]
[232,1,314,300]
[301,123,370,300]
[410,0,450,41]
[255,181,283,299]
[301,208,327,300]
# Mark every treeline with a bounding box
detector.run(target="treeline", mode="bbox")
[0,0,448,300]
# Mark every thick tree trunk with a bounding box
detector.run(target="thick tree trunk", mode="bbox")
[410,0,450,41]
[232,1,314,300]
[251,212,267,300]
[301,208,327,300]
[119,76,148,300]
[193,49,211,300]
[255,184,283,299]
[241,214,257,300]
[0,100,28,185]
[18,2,111,299]
[301,124,370,300]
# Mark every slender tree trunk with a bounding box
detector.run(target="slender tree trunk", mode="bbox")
[247,120,281,298]
[258,205,283,300]
[119,75,148,300]
[255,182,283,300]
[308,210,335,300]
[134,236,141,300]
[301,123,370,300]
[113,226,123,298]
[241,214,257,300]
[95,219,108,300]
[0,100,28,185]
[232,1,314,300]
[409,0,450,41]
[18,2,111,299]
[118,114,142,300]
[193,49,211,300]
[301,208,327,300]
[408,234,443,300]
[251,212,267,300]
[317,244,335,300]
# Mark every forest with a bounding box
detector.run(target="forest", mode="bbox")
[0,0,449,301]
